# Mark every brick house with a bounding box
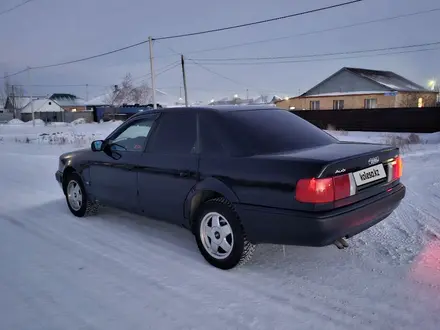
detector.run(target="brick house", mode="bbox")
[276,67,438,110]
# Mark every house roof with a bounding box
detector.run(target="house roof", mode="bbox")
[49,93,85,107]
[344,67,429,92]
[6,96,44,109]
[296,67,432,100]
[21,98,64,113]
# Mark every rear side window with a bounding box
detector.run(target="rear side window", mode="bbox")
[147,112,197,154]
[225,109,337,155]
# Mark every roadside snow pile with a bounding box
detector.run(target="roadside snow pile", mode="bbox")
[35,132,100,146]
[425,132,440,144]
[25,119,45,126]
[71,118,87,125]
[0,121,120,146]
[47,122,70,127]
[330,131,440,146]
[7,119,24,125]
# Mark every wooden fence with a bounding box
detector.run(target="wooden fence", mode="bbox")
[290,107,440,133]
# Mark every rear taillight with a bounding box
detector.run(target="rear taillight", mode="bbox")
[388,156,403,182]
[296,177,334,203]
[392,156,403,180]
[296,173,356,204]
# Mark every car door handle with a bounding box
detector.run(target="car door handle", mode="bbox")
[179,171,191,177]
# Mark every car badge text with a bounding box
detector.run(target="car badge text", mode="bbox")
[368,156,380,166]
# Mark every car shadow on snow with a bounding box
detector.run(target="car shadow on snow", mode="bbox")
[29,199,206,262]
[15,198,422,284]
[20,199,338,270]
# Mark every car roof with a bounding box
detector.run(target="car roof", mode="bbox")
[131,104,278,118]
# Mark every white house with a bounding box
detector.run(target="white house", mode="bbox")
[20,98,64,122]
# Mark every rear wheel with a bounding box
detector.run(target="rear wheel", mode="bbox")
[194,197,255,270]
[64,172,98,217]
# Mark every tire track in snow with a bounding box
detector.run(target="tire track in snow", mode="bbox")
[1,212,355,330]
[1,205,368,330]
[2,201,432,330]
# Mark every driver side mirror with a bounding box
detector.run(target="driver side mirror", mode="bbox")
[91,140,105,152]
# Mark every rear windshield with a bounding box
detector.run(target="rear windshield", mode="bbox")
[224,109,337,155]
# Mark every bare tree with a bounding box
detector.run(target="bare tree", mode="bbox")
[1,76,25,118]
[0,76,11,110]
[103,74,152,120]
[399,92,437,108]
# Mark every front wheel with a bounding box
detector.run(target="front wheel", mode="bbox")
[194,197,256,270]
[64,172,98,217]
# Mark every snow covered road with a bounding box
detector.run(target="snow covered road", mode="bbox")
[1,141,440,329]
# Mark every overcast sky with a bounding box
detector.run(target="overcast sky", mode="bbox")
[0,0,439,103]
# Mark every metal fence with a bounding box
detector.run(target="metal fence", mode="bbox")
[20,111,94,123]
[290,107,440,133]
[62,111,94,123]
[0,112,13,123]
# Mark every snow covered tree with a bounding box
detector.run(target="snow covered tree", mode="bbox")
[104,73,152,120]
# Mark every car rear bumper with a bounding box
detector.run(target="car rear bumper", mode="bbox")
[235,183,406,246]
[55,170,63,189]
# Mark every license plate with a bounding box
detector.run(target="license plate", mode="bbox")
[353,164,386,186]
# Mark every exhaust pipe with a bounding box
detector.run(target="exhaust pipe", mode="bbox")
[334,237,349,249]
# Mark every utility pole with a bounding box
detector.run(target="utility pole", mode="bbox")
[246,88,249,100]
[27,67,35,127]
[148,36,157,109]
[11,85,17,119]
[181,54,189,107]
[85,84,89,111]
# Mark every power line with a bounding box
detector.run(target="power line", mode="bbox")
[0,0,36,16]
[2,0,364,77]
[192,41,440,62]
[155,62,181,76]
[15,84,106,88]
[87,62,181,101]
[188,46,440,66]
[131,61,180,82]
[1,68,29,80]
[175,7,440,56]
[189,59,248,87]
[189,59,275,95]
[153,0,363,41]
[32,41,151,70]
[156,85,293,95]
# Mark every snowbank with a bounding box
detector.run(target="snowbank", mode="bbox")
[1,119,439,150]
[7,119,24,125]
[71,118,87,125]
[425,132,440,144]
[0,121,121,146]
[329,130,440,145]
[25,119,45,126]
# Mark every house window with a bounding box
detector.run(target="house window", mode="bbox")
[418,97,424,108]
[364,98,377,109]
[310,100,320,110]
[333,100,344,110]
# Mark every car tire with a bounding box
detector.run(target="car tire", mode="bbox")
[64,172,99,217]
[194,197,256,270]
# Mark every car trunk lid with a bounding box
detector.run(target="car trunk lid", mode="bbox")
[257,141,401,209]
